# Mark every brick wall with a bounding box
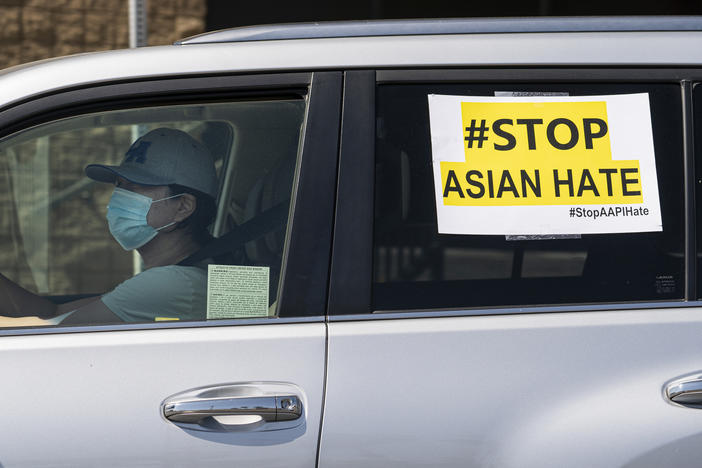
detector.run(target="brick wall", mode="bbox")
[0,0,207,70]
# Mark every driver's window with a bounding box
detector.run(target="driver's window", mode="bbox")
[0,98,305,328]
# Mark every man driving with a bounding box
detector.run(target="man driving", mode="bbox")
[0,127,218,326]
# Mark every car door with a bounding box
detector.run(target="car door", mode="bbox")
[320,69,702,467]
[0,71,340,467]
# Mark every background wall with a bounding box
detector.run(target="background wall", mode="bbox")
[0,0,206,70]
[207,0,702,31]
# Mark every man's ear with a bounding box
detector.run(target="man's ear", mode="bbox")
[173,194,196,222]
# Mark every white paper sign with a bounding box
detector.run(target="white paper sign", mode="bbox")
[206,264,270,319]
[428,93,662,235]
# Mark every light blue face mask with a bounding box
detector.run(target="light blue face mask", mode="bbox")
[106,187,183,250]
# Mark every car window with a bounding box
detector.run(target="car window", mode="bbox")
[373,83,684,311]
[0,98,306,326]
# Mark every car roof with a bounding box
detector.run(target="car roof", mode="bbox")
[178,16,702,44]
[3,17,702,110]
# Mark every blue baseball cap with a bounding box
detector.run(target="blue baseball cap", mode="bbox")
[85,127,218,198]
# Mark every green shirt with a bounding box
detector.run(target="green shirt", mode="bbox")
[101,265,207,322]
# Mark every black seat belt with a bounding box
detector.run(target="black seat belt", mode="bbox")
[179,199,291,267]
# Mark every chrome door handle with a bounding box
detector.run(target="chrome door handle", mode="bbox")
[164,395,302,424]
[666,376,702,407]
[161,383,304,432]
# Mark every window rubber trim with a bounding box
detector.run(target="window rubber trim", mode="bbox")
[0,315,326,337]
[376,68,702,84]
[683,81,697,300]
[328,300,695,322]
[0,72,312,139]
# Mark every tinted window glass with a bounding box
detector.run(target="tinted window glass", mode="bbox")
[0,98,305,327]
[374,83,684,311]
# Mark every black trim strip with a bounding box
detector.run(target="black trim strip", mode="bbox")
[377,68,702,83]
[327,71,376,316]
[277,72,343,318]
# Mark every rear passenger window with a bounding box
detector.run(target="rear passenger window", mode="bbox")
[374,83,684,311]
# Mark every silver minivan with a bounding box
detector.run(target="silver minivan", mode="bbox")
[0,16,701,467]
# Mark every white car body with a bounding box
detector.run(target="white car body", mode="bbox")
[0,17,701,467]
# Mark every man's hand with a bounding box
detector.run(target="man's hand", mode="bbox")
[0,316,51,327]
